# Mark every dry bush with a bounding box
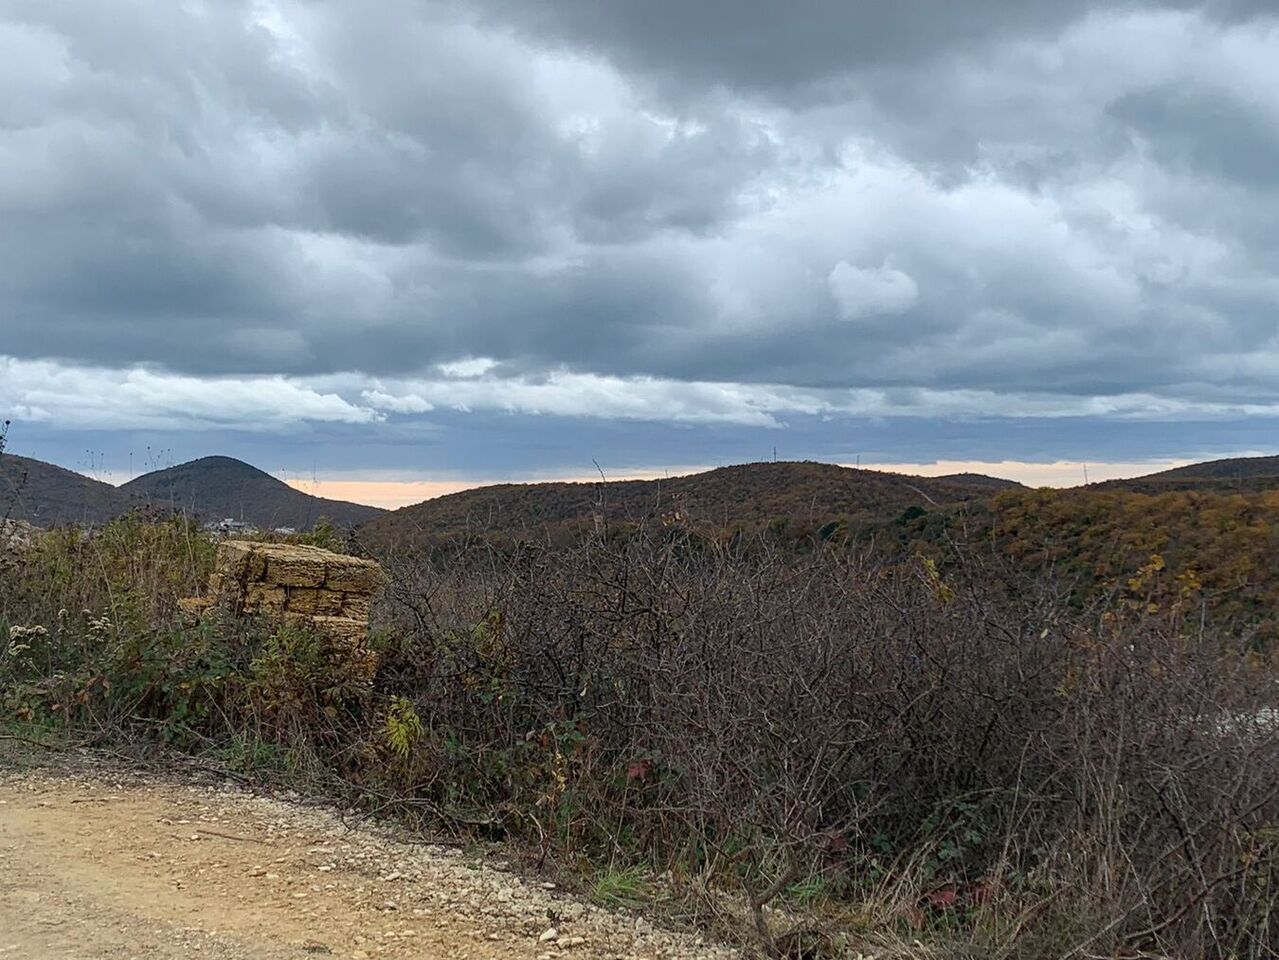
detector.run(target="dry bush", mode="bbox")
[4,518,1278,957]
[375,532,1279,957]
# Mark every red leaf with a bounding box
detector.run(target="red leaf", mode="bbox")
[626,759,653,781]
[924,885,958,909]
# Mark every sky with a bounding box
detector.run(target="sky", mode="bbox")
[2,1,1278,504]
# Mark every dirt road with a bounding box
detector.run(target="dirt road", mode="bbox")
[0,755,736,960]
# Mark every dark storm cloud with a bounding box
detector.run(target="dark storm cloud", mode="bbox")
[1108,86,1279,188]
[1,0,784,375]
[465,0,1277,104]
[3,0,1279,447]
[465,0,1097,98]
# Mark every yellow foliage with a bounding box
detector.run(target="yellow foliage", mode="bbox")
[984,487,1279,639]
[383,696,423,760]
[919,555,955,605]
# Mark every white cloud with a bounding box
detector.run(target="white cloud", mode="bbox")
[9,354,1279,437]
[359,370,808,426]
[436,357,499,378]
[0,356,380,430]
[827,260,919,320]
[342,368,1279,427]
[359,388,433,413]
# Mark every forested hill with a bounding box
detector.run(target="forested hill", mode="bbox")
[1099,455,1279,495]
[121,456,383,530]
[0,453,135,526]
[358,460,1022,550]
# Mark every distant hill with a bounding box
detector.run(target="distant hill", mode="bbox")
[1099,455,1279,495]
[358,460,1022,552]
[121,456,383,530]
[1137,455,1279,481]
[932,472,1027,489]
[0,453,136,526]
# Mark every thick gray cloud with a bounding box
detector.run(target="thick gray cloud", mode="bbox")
[466,0,1106,99]
[467,0,1276,101]
[2,0,1279,472]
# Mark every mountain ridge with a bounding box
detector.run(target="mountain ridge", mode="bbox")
[8,450,1279,537]
[121,456,383,530]
[1098,454,1279,495]
[0,453,136,526]
[356,460,1025,550]
[1,453,383,529]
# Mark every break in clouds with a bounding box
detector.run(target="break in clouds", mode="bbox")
[3,0,1279,464]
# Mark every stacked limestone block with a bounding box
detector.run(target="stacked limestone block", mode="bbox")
[181,541,384,678]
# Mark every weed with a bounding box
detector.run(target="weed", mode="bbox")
[591,864,649,909]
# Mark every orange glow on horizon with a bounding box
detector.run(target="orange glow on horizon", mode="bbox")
[283,458,1193,510]
[849,458,1194,488]
[283,468,708,510]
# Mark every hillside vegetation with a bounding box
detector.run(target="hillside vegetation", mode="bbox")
[873,486,1279,643]
[1098,455,1279,496]
[359,460,1020,551]
[1122,454,1279,482]
[360,456,1279,641]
